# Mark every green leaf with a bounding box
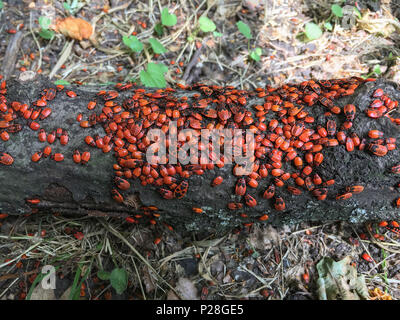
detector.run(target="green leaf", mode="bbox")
[324,22,333,31]
[54,79,71,85]
[331,4,343,18]
[110,268,128,295]
[97,270,111,280]
[122,35,143,53]
[39,29,54,40]
[198,16,216,33]
[148,38,167,54]
[304,22,322,41]
[187,36,194,42]
[154,23,164,37]
[161,8,177,27]
[63,2,71,13]
[249,47,262,61]
[373,65,382,75]
[140,63,168,88]
[213,31,222,37]
[0,1,4,10]
[236,21,252,40]
[38,16,51,30]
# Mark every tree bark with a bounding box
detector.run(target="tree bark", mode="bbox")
[1,76,400,234]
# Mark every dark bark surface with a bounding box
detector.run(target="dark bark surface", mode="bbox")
[1,76,400,234]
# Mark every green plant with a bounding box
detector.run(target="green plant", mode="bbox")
[97,268,128,295]
[236,21,252,40]
[324,22,333,31]
[161,8,177,27]
[249,48,262,62]
[122,35,143,53]
[304,22,323,41]
[362,64,382,79]
[0,1,4,10]
[148,38,166,54]
[38,16,54,40]
[63,0,85,15]
[140,63,168,88]
[187,15,221,43]
[155,8,177,37]
[198,16,216,33]
[54,79,71,85]
[154,23,164,37]
[235,20,262,62]
[331,4,343,18]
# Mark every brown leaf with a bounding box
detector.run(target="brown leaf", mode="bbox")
[53,17,93,41]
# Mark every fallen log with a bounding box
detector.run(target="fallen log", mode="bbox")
[1,75,400,234]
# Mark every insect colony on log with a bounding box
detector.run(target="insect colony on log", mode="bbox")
[1,74,400,231]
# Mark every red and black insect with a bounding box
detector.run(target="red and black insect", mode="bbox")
[368,144,388,157]
[66,90,77,98]
[51,153,64,162]
[174,180,189,199]
[274,196,285,211]
[81,151,91,164]
[115,177,131,190]
[43,88,56,101]
[73,150,81,164]
[111,189,124,203]
[212,176,223,186]
[31,151,43,162]
[244,194,257,207]
[235,177,246,196]
[343,104,356,121]
[0,152,13,165]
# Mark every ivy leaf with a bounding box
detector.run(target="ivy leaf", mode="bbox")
[198,16,216,33]
[54,79,70,85]
[154,23,164,37]
[123,35,143,53]
[331,4,343,18]
[110,268,128,295]
[161,8,177,27]
[39,16,52,30]
[213,31,222,37]
[305,22,322,41]
[324,22,333,31]
[39,29,54,40]
[140,63,168,88]
[249,47,262,61]
[97,270,111,281]
[236,21,252,40]
[148,38,167,54]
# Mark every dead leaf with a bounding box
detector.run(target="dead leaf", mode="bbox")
[53,17,93,41]
[357,10,397,37]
